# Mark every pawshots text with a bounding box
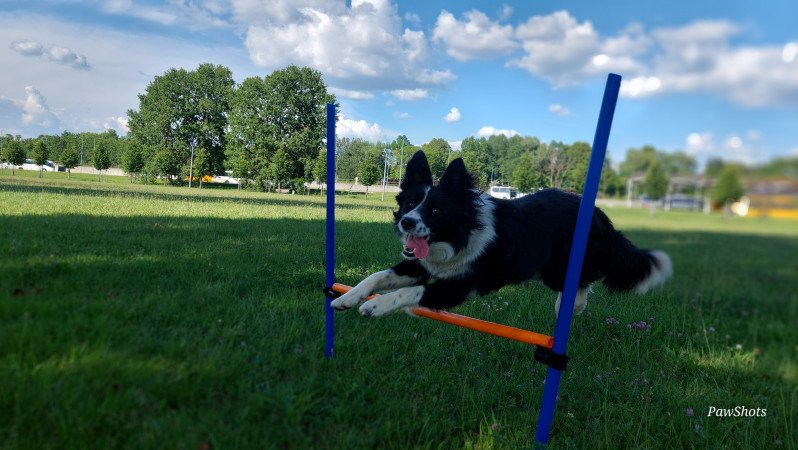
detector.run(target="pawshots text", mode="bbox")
[707,406,767,417]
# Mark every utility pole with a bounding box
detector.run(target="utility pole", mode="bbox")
[381,148,394,202]
[398,142,404,187]
[188,143,196,188]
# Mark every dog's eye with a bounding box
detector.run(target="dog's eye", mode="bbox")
[432,208,440,214]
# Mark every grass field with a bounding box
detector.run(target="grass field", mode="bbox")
[1,173,796,449]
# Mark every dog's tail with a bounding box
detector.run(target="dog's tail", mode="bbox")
[601,233,672,294]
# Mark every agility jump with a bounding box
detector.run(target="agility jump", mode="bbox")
[324,73,622,445]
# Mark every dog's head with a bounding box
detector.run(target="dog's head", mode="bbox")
[394,151,483,261]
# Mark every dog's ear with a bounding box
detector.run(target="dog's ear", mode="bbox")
[439,157,475,192]
[401,151,433,190]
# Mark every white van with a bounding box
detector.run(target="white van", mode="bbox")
[488,185,519,199]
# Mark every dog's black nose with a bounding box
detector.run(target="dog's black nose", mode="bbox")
[400,217,417,231]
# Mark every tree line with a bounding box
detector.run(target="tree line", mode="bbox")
[2,62,795,202]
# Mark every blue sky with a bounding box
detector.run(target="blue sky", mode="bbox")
[1,1,797,168]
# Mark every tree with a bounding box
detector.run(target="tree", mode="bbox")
[128,63,234,180]
[512,152,545,192]
[460,137,492,189]
[643,160,669,200]
[227,66,335,190]
[620,145,659,177]
[704,158,725,177]
[420,138,451,180]
[92,140,111,181]
[2,139,26,176]
[563,141,592,192]
[358,150,381,194]
[60,143,80,179]
[713,165,745,207]
[121,141,146,183]
[31,139,49,178]
[268,148,293,191]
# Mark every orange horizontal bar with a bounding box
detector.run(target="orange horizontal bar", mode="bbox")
[331,283,554,349]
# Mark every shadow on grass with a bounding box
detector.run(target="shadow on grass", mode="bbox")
[0,213,795,448]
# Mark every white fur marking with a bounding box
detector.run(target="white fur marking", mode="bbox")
[421,193,497,279]
[555,285,591,317]
[633,251,673,294]
[331,270,419,310]
[359,286,424,317]
[397,187,432,236]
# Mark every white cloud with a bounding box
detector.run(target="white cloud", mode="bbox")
[21,86,60,128]
[448,140,462,151]
[444,107,461,123]
[0,12,253,137]
[394,111,411,119]
[498,5,513,21]
[619,76,661,97]
[612,20,798,106]
[548,103,571,117]
[784,42,798,63]
[337,114,396,142]
[10,39,43,56]
[239,0,454,92]
[101,0,230,29]
[391,88,428,101]
[686,130,761,165]
[330,87,374,100]
[47,46,91,70]
[686,131,715,155]
[104,115,129,134]
[476,126,519,138]
[508,10,599,86]
[432,9,517,61]
[9,38,91,70]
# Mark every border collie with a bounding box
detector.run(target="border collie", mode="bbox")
[331,151,672,318]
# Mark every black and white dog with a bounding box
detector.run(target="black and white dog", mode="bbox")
[331,151,672,318]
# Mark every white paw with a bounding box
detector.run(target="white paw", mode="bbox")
[359,287,423,318]
[359,298,396,318]
[331,290,366,310]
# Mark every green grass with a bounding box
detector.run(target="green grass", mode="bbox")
[0,175,796,449]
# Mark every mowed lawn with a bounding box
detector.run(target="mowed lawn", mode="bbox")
[1,173,796,449]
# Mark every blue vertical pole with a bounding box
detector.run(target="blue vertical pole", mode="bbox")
[534,74,621,445]
[325,103,336,359]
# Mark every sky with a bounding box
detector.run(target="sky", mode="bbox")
[1,0,797,169]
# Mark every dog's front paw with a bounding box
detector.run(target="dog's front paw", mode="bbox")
[358,286,423,318]
[359,298,394,318]
[330,291,364,310]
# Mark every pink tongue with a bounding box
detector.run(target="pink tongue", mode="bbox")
[406,236,430,259]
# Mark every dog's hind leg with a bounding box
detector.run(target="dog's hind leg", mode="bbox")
[554,285,591,318]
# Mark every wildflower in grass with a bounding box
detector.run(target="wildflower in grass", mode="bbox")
[686,408,694,417]
[491,422,498,431]
[735,344,743,351]
[606,317,620,326]
[775,438,783,446]
[566,412,574,419]
[627,320,651,331]
[694,423,702,433]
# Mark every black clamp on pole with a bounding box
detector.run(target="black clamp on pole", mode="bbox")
[534,346,569,371]
[323,286,342,299]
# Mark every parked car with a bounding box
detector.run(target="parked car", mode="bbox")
[488,185,519,199]
[4,159,57,171]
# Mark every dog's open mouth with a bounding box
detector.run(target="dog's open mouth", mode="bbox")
[403,235,430,260]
